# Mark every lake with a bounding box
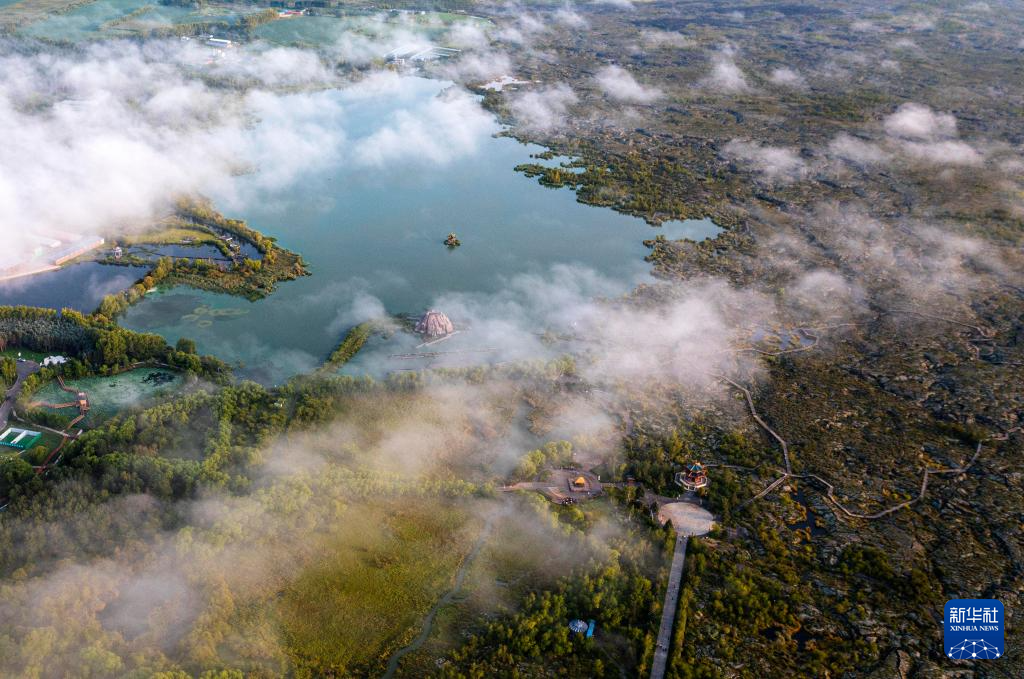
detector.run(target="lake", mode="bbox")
[117,79,719,382]
[7,76,719,383]
[18,0,254,41]
[0,262,149,313]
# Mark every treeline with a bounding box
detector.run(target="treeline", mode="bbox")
[320,321,378,372]
[240,8,278,30]
[622,420,770,498]
[96,256,175,319]
[0,306,228,385]
[510,440,573,481]
[0,372,479,566]
[0,306,94,356]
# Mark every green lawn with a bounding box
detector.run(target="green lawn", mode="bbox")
[0,348,48,362]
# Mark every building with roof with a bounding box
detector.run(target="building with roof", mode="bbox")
[0,427,42,450]
[675,462,709,490]
[570,475,590,493]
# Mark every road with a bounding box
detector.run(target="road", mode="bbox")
[0,360,40,432]
[650,501,714,679]
[650,534,688,679]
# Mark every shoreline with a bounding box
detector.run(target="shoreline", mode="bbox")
[0,234,105,283]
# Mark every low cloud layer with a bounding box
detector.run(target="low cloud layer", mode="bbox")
[703,47,749,92]
[724,141,807,183]
[594,65,663,103]
[884,103,958,140]
[769,67,805,88]
[509,83,579,132]
[0,39,500,270]
[639,28,695,49]
[835,103,986,168]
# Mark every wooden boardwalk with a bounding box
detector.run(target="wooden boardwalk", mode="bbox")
[649,502,713,679]
[651,534,688,679]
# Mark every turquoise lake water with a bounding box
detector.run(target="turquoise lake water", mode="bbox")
[17,0,261,41]
[112,77,720,383]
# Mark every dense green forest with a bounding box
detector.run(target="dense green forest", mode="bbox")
[0,306,229,380]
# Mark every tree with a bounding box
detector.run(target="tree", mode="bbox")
[176,337,198,355]
[0,457,37,498]
[0,357,16,387]
[97,330,127,367]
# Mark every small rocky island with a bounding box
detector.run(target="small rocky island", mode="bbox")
[415,309,455,339]
[444,232,461,247]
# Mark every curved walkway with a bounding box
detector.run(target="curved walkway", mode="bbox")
[0,359,39,432]
[717,374,1018,521]
[382,514,496,678]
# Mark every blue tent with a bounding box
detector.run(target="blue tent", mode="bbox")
[568,619,588,635]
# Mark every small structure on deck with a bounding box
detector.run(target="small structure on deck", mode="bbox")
[415,310,455,339]
[570,475,590,493]
[675,462,709,491]
[444,232,461,247]
[568,619,588,635]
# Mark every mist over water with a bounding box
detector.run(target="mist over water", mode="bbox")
[118,78,720,382]
[0,262,150,312]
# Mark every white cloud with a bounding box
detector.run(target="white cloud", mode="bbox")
[553,3,588,28]
[446,21,492,50]
[594,65,662,103]
[704,49,749,92]
[900,139,984,166]
[828,133,890,165]
[880,103,984,166]
[851,20,879,32]
[724,140,807,182]
[883,103,958,140]
[509,83,579,132]
[443,50,514,82]
[769,67,805,88]
[639,29,695,49]
[0,40,504,268]
[349,75,496,167]
[495,13,548,45]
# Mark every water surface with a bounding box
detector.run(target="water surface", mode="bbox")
[0,263,148,313]
[117,78,720,382]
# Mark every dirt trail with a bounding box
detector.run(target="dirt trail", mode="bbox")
[382,514,496,678]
